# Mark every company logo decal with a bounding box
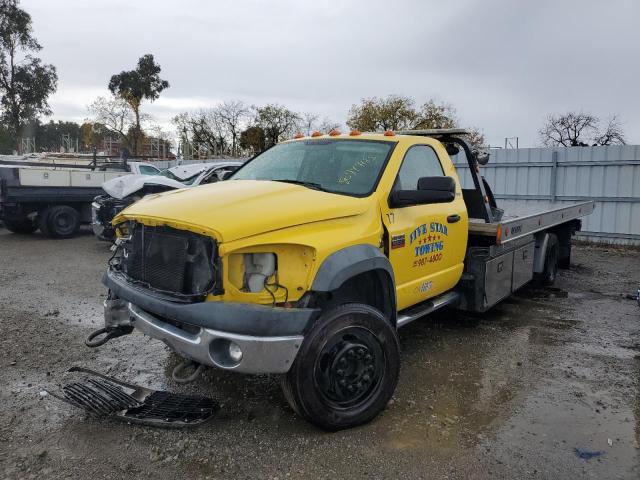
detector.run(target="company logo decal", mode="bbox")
[411,222,448,267]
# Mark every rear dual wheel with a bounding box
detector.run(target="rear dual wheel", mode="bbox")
[38,205,80,238]
[3,218,37,234]
[282,303,400,431]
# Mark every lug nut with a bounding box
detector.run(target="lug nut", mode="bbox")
[339,379,346,387]
[339,357,347,365]
[348,350,355,357]
[357,382,363,390]
[365,354,372,363]
[347,385,355,393]
[336,369,345,376]
[362,374,370,383]
[357,348,365,357]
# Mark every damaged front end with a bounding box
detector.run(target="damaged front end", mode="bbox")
[86,221,223,352]
[91,195,135,241]
[90,219,315,376]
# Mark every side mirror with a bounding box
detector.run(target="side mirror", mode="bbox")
[389,176,456,208]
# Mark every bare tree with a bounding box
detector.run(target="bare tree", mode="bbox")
[317,117,341,133]
[217,100,249,156]
[300,112,319,135]
[593,115,626,146]
[539,111,625,146]
[88,96,135,144]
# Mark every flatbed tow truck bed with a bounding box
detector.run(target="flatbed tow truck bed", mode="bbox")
[468,199,595,245]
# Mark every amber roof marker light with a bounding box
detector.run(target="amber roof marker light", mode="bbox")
[293,132,304,139]
[349,129,361,136]
[310,131,322,137]
[383,130,396,136]
[328,129,341,136]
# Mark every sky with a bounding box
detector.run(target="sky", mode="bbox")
[21,0,640,147]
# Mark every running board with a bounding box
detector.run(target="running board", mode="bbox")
[396,291,460,328]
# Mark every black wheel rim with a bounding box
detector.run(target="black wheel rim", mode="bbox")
[53,212,74,235]
[314,326,385,409]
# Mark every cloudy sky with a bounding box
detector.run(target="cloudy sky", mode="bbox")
[22,0,640,147]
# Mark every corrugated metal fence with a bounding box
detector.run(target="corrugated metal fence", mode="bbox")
[453,145,640,245]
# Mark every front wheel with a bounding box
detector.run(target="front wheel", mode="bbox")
[281,303,400,431]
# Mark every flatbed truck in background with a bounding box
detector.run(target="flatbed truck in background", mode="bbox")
[0,160,160,238]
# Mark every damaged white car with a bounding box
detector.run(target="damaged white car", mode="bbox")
[92,161,243,241]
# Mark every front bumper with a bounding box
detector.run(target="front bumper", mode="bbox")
[103,268,318,374]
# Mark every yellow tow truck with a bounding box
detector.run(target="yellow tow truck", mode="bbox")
[91,129,594,430]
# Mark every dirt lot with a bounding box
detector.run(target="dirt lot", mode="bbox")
[0,228,638,479]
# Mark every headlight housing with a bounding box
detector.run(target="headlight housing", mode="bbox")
[243,252,276,292]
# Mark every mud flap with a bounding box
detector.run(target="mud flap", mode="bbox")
[48,367,218,427]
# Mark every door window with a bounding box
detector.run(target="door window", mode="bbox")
[395,145,444,190]
[139,165,161,175]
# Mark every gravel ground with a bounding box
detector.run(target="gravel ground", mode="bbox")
[0,228,639,479]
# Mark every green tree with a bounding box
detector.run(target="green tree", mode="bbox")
[253,104,300,147]
[108,54,169,155]
[348,95,485,147]
[346,95,417,131]
[34,119,81,151]
[0,0,57,151]
[239,125,266,154]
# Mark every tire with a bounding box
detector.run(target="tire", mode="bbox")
[37,207,52,237]
[281,303,400,431]
[3,218,37,234]
[42,205,80,238]
[534,233,559,286]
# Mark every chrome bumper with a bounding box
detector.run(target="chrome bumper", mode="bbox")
[128,303,303,374]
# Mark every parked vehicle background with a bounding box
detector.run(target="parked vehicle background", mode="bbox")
[91,161,243,241]
[0,159,162,238]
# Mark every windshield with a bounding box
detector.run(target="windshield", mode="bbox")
[232,139,395,196]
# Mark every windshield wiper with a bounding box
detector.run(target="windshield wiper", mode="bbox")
[272,179,327,191]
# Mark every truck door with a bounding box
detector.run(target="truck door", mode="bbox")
[381,144,467,310]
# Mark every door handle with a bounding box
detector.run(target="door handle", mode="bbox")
[447,214,461,223]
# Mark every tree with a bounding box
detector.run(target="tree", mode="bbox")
[80,121,107,150]
[0,0,57,151]
[217,100,249,156]
[347,96,485,147]
[108,54,169,155]
[413,100,457,129]
[239,125,266,155]
[34,119,81,151]
[347,95,417,132]
[539,112,626,146]
[593,116,626,146]
[253,104,300,147]
[300,112,318,135]
[88,95,136,145]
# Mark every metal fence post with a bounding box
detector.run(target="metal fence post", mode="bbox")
[550,151,558,201]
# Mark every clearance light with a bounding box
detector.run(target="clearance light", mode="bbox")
[328,129,341,136]
[349,129,361,136]
[496,225,502,244]
[311,131,322,137]
[293,132,304,139]
[383,130,395,136]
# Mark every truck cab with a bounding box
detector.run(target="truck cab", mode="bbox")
[95,130,592,430]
